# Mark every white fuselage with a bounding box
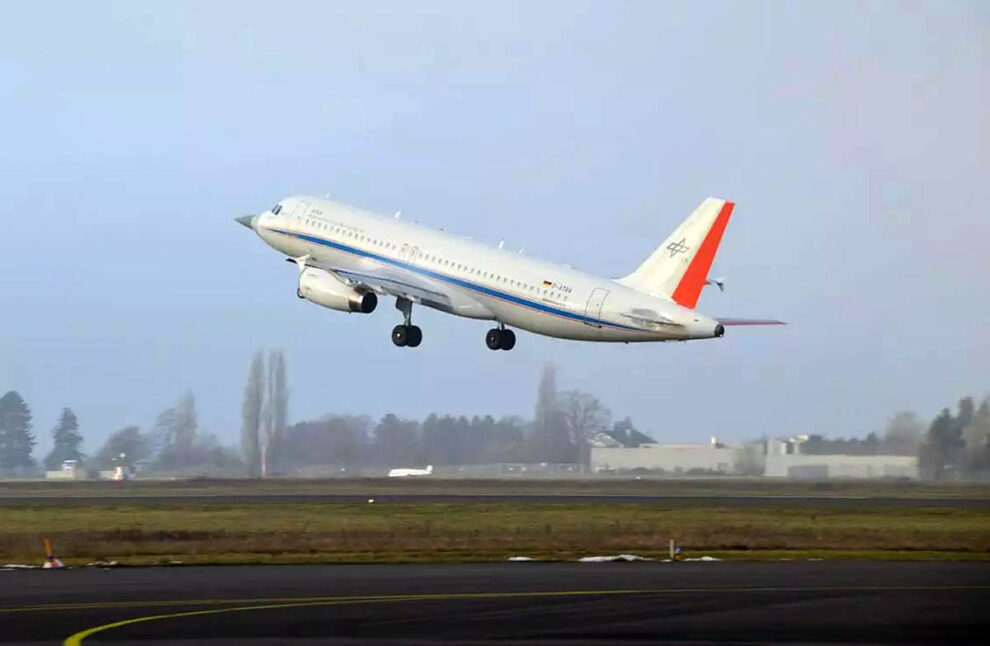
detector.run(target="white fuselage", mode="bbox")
[250,196,721,342]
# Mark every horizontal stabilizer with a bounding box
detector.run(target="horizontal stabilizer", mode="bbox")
[716,318,786,326]
[705,275,727,292]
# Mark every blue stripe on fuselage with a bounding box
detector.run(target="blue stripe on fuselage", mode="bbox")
[264,226,645,332]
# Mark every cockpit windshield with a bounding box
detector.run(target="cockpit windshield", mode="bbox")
[271,203,283,215]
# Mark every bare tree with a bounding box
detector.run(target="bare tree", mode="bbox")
[241,351,264,477]
[173,392,198,457]
[528,362,573,462]
[881,411,924,456]
[153,392,199,469]
[557,390,611,447]
[94,426,149,468]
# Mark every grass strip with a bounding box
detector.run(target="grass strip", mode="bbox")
[2,501,987,565]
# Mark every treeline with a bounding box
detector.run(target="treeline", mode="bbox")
[254,362,626,473]
[799,396,990,480]
[0,390,240,476]
[801,412,926,456]
[3,354,986,480]
[0,360,631,476]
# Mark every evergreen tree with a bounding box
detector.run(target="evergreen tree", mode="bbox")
[0,391,36,474]
[920,407,964,480]
[43,407,84,470]
[961,395,990,474]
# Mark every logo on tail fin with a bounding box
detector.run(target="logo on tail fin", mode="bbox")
[617,197,733,309]
[666,238,690,257]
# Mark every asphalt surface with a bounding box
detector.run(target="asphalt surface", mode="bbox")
[1,562,987,644]
[2,492,988,508]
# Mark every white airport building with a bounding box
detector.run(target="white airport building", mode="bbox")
[590,438,737,474]
[762,438,918,479]
[588,435,919,479]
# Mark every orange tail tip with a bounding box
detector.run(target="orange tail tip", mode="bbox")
[618,198,734,307]
[670,201,733,308]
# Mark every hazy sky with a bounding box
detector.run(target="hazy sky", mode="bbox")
[2,1,988,455]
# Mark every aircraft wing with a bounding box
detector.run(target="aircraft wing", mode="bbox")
[716,318,787,326]
[291,257,453,307]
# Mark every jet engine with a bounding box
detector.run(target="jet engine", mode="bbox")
[298,267,377,313]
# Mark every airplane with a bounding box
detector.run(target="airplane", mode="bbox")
[236,195,782,350]
[387,465,434,478]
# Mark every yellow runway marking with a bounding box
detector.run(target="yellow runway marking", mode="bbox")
[62,589,647,645]
[56,584,990,645]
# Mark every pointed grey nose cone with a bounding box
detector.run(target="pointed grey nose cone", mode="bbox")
[235,215,257,230]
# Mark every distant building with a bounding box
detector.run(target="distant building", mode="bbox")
[590,435,920,479]
[588,426,657,448]
[590,437,737,474]
[44,460,87,480]
[762,438,918,479]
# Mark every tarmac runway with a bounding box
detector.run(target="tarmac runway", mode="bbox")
[1,561,987,644]
[2,493,988,508]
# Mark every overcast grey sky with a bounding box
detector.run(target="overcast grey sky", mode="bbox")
[2,1,988,454]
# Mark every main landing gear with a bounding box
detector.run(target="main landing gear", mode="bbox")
[486,325,516,351]
[392,297,422,348]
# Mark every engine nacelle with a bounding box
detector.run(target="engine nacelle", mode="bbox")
[298,268,377,313]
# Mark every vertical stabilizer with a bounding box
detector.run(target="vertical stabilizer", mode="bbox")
[617,198,734,309]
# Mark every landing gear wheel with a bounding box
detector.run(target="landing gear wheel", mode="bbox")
[296,288,304,299]
[485,329,502,351]
[499,329,516,351]
[406,325,423,347]
[391,325,408,347]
